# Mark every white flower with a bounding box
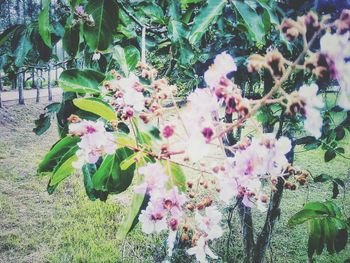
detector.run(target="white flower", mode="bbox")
[118,73,145,111]
[186,131,210,162]
[135,163,168,194]
[336,62,350,110]
[204,52,237,87]
[320,32,350,109]
[195,206,223,240]
[166,230,177,256]
[186,88,220,116]
[138,202,167,234]
[187,236,218,263]
[298,84,324,138]
[123,88,145,112]
[92,52,101,61]
[218,177,238,204]
[320,32,350,62]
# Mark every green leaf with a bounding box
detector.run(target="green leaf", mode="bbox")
[49,149,78,186]
[0,24,21,47]
[314,174,332,183]
[124,45,140,71]
[113,46,128,76]
[58,69,105,94]
[113,45,140,76]
[163,161,187,192]
[33,103,62,135]
[290,201,349,259]
[120,152,145,171]
[188,0,227,45]
[63,25,80,58]
[324,149,336,162]
[92,148,136,194]
[73,97,117,121]
[332,182,340,199]
[116,158,149,240]
[138,4,164,24]
[83,0,118,50]
[12,26,33,67]
[38,136,80,173]
[69,0,83,8]
[82,164,98,201]
[288,209,328,227]
[308,220,321,258]
[231,1,265,43]
[38,0,52,47]
[33,114,52,136]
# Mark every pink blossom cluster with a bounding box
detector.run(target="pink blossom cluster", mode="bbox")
[215,135,291,209]
[68,120,116,169]
[136,163,187,256]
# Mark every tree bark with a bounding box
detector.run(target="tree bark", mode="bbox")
[252,140,295,263]
[18,72,24,105]
[48,65,52,101]
[0,73,3,108]
[238,201,255,263]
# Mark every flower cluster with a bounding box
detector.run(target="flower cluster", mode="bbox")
[68,119,116,169]
[136,163,187,256]
[215,135,291,208]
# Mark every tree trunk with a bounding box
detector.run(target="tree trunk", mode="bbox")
[7,1,12,25]
[252,140,295,263]
[55,45,58,81]
[0,74,3,108]
[16,0,21,24]
[18,72,24,105]
[47,65,52,101]
[238,201,255,263]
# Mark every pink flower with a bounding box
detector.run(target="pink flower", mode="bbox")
[135,163,168,194]
[160,187,187,217]
[187,236,218,263]
[69,120,116,169]
[217,136,292,208]
[75,5,84,15]
[204,52,237,87]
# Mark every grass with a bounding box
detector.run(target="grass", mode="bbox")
[0,98,349,263]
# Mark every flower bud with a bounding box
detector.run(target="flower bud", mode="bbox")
[162,125,174,138]
[67,114,81,123]
[336,9,350,34]
[139,113,150,124]
[181,233,190,243]
[187,181,193,188]
[202,127,214,141]
[169,218,179,231]
[260,194,269,203]
[186,203,195,211]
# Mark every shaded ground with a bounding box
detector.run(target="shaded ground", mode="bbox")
[0,98,349,263]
